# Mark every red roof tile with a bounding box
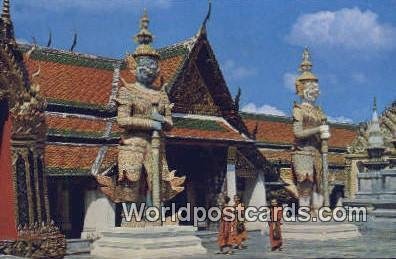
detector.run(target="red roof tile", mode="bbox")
[244,118,294,144]
[46,114,107,133]
[45,145,100,169]
[243,117,357,148]
[25,58,114,105]
[166,122,245,141]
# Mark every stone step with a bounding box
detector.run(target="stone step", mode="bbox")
[91,226,207,259]
[66,239,92,255]
[282,222,361,241]
[371,209,396,218]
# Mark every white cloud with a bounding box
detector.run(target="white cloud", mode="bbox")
[16,38,29,44]
[242,103,286,116]
[222,59,257,81]
[328,115,354,124]
[287,8,396,51]
[283,72,298,91]
[351,72,366,84]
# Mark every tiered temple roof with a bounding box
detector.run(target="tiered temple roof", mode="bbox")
[20,29,258,176]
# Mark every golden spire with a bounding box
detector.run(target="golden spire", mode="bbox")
[299,47,312,73]
[1,0,10,21]
[132,9,159,59]
[296,48,318,81]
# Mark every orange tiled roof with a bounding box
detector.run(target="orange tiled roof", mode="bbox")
[44,144,118,175]
[25,58,114,105]
[22,43,188,106]
[45,144,100,170]
[242,113,357,148]
[46,114,108,134]
[166,121,246,141]
[244,118,294,145]
[328,127,357,149]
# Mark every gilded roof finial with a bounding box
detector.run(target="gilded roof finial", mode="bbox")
[1,0,15,43]
[200,0,212,33]
[132,9,159,59]
[1,0,10,22]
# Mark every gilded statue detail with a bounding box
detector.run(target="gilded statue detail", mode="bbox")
[96,10,185,204]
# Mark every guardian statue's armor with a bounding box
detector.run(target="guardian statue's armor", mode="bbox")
[96,11,184,204]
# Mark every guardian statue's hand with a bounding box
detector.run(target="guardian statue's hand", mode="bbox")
[151,111,165,123]
[152,121,162,131]
[319,125,329,133]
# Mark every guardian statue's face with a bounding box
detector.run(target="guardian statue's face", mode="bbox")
[303,81,320,103]
[135,56,159,87]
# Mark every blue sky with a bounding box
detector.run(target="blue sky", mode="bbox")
[12,0,396,123]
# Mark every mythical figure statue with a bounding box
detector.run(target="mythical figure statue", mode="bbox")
[96,10,185,205]
[288,48,330,210]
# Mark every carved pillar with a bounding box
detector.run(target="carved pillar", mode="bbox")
[33,151,42,223]
[226,146,237,199]
[344,158,352,199]
[22,149,35,224]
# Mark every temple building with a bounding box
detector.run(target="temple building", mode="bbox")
[1,0,376,245]
[15,8,271,238]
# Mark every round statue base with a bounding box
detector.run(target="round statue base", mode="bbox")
[91,225,207,259]
[282,221,361,241]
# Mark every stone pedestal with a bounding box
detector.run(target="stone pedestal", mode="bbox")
[81,190,115,240]
[344,169,396,220]
[282,221,360,240]
[91,226,207,259]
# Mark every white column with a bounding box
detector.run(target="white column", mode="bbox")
[245,171,267,230]
[82,189,115,239]
[226,146,237,199]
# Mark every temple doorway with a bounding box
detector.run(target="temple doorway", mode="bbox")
[166,144,227,228]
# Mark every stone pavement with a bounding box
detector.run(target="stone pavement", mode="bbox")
[64,220,395,258]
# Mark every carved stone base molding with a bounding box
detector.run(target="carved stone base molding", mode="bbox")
[91,226,207,259]
[0,221,66,258]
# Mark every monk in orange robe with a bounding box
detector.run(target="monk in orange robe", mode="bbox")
[232,195,248,249]
[268,199,283,251]
[217,196,233,255]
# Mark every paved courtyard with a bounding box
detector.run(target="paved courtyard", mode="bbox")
[62,219,396,259]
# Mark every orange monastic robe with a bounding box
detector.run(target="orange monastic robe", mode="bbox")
[232,202,248,246]
[217,216,233,247]
[268,206,283,250]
